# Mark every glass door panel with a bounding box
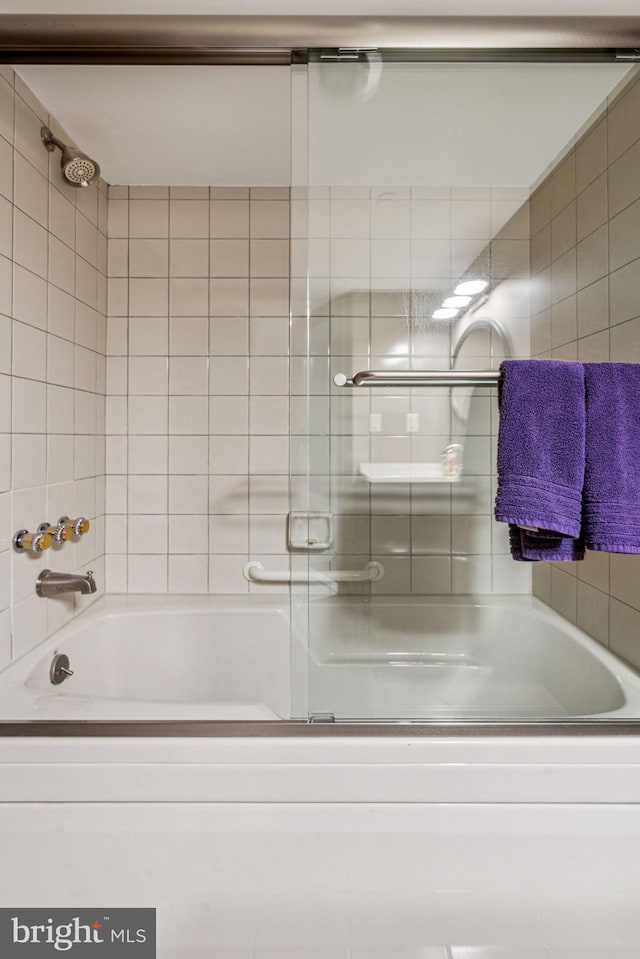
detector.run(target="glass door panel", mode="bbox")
[293,56,636,721]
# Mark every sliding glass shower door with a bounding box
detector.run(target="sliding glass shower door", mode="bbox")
[291,55,636,721]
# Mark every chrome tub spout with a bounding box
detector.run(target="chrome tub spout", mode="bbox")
[36,569,97,597]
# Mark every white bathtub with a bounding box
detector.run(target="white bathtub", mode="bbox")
[0,595,291,721]
[1,592,639,723]
[2,594,640,959]
[305,594,640,721]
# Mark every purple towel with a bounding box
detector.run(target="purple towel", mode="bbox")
[495,359,585,562]
[583,363,640,553]
[508,526,585,562]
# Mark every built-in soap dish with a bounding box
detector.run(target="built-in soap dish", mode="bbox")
[287,512,333,551]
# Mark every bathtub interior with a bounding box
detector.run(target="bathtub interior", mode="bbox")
[0,591,639,723]
[303,595,633,720]
[0,598,292,721]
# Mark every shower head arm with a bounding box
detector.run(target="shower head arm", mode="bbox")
[41,126,66,154]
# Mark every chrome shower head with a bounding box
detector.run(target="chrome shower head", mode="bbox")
[41,126,100,188]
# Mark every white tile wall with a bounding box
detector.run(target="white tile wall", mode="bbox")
[106,178,532,598]
[292,183,531,596]
[106,186,291,593]
[530,68,640,670]
[0,66,106,671]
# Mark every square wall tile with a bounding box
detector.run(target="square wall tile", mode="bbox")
[169,395,208,434]
[169,316,209,356]
[210,317,249,355]
[169,238,209,277]
[168,435,208,474]
[209,435,248,474]
[128,395,167,434]
[169,277,208,316]
[209,239,249,277]
[128,356,168,395]
[129,239,168,278]
[169,475,209,514]
[210,396,248,435]
[128,555,168,592]
[250,278,289,317]
[208,555,248,594]
[169,356,208,395]
[129,316,168,356]
[210,199,249,238]
[209,514,248,553]
[169,514,207,553]
[129,278,168,316]
[128,435,168,474]
[250,316,289,356]
[168,554,208,593]
[129,200,169,238]
[128,474,167,514]
[209,356,248,395]
[127,513,167,556]
[249,200,289,239]
[209,278,249,316]
[250,357,289,395]
[249,436,288,474]
[249,395,288,434]
[169,199,209,238]
[209,474,249,514]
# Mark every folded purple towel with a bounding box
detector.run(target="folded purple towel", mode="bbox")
[583,363,640,553]
[495,359,586,562]
[508,526,585,562]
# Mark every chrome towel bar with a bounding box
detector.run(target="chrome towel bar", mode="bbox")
[334,369,501,388]
[243,561,385,584]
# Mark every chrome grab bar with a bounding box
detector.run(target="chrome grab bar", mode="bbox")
[243,561,385,584]
[334,369,501,388]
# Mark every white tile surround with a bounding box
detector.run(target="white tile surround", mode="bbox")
[106,182,532,599]
[0,65,106,671]
[530,68,640,674]
[291,184,532,597]
[106,185,291,594]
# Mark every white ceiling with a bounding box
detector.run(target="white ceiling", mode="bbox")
[16,66,292,186]
[2,0,639,12]
[16,62,632,188]
[308,62,631,187]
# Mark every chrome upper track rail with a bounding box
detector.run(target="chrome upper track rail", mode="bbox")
[0,17,639,64]
[334,369,501,388]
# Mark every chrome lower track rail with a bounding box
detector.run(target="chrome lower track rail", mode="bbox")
[1,720,640,737]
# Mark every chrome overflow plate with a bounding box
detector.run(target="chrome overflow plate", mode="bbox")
[50,652,74,686]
